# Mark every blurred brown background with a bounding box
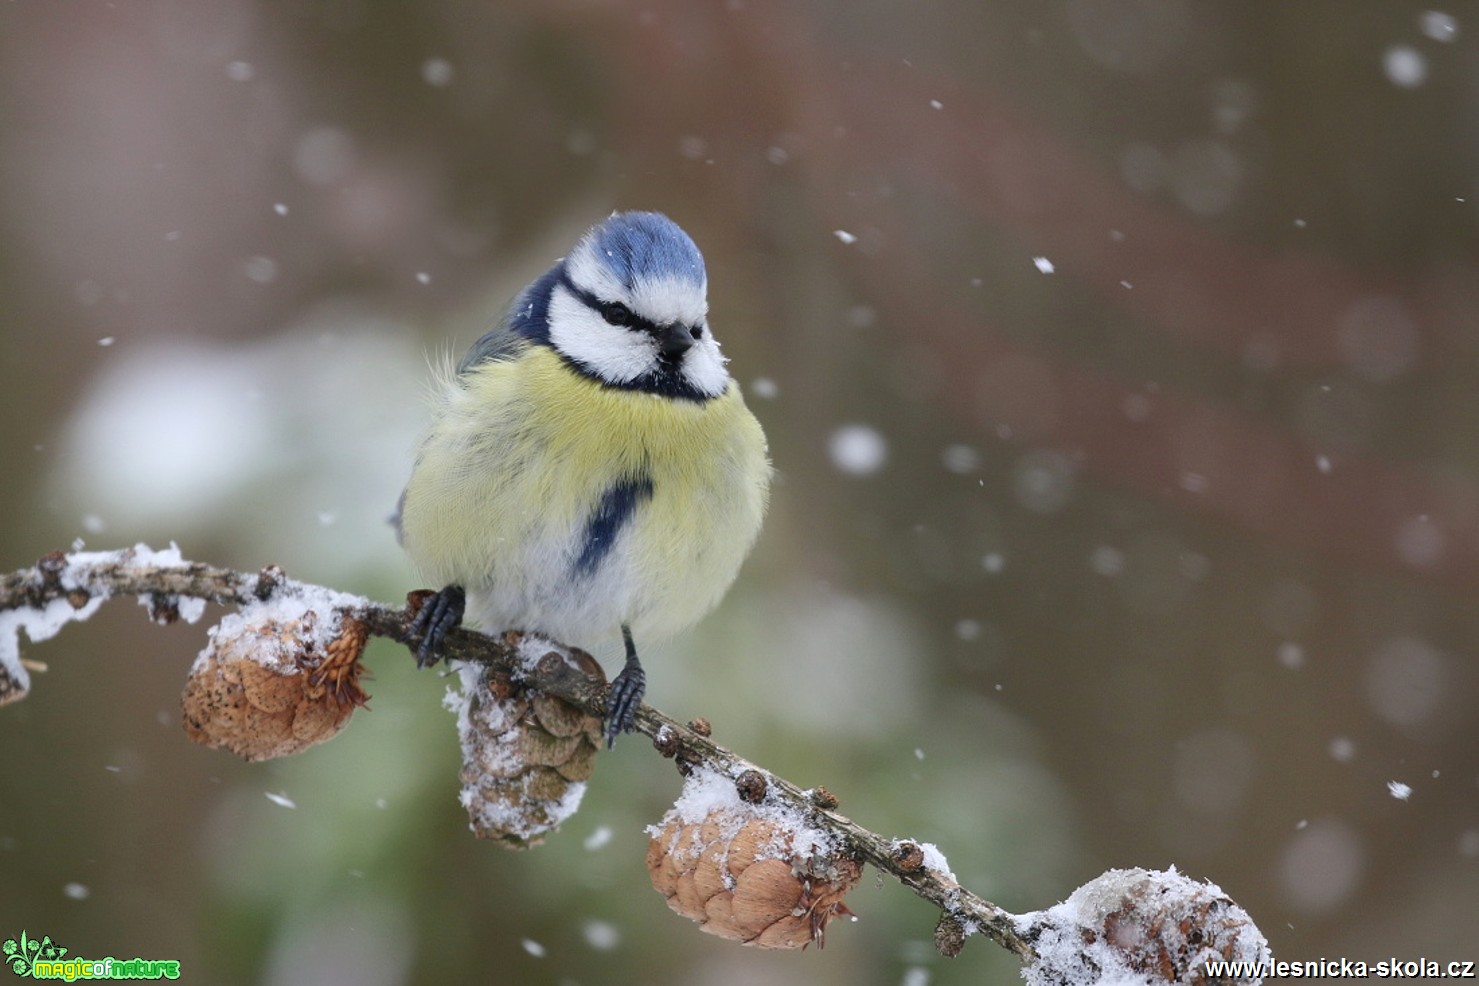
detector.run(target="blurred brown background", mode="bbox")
[2,1,1476,983]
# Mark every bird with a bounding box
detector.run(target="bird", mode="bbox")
[394,211,770,747]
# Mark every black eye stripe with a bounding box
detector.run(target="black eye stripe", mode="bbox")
[559,272,701,339]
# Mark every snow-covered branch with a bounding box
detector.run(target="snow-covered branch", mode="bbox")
[0,546,1270,982]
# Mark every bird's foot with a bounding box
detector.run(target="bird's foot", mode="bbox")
[604,659,646,749]
[406,585,465,668]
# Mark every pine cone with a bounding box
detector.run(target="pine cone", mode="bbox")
[181,606,368,761]
[453,642,604,849]
[646,771,861,949]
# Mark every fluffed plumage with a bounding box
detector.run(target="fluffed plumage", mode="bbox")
[397,212,770,744]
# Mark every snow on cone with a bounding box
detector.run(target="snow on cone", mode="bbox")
[1018,867,1270,986]
[181,603,369,761]
[449,640,604,849]
[646,768,861,949]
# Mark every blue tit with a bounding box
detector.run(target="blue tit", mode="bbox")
[395,211,770,746]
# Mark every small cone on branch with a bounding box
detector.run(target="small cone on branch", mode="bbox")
[181,605,369,761]
[1019,867,1270,986]
[451,640,605,849]
[646,769,862,949]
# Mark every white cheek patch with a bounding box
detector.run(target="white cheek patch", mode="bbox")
[547,286,656,383]
[680,334,731,398]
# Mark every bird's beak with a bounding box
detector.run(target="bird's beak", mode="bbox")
[656,323,695,359]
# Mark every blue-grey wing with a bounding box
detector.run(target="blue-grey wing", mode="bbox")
[456,322,527,375]
[457,267,562,373]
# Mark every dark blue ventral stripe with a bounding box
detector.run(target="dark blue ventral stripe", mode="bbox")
[574,475,655,578]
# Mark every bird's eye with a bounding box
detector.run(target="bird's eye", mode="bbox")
[600,302,632,326]
[689,326,704,340]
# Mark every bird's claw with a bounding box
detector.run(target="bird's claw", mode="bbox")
[604,662,646,748]
[407,585,465,668]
